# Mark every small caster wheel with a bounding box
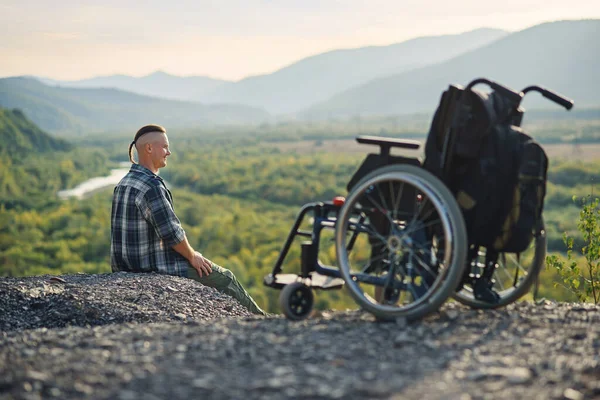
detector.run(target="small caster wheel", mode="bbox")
[279,282,314,321]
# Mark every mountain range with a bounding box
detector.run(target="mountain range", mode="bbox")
[199,28,508,114]
[1,19,598,135]
[39,71,228,102]
[303,19,600,119]
[0,77,269,135]
[36,28,508,115]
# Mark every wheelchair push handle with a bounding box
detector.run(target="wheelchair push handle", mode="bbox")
[465,78,523,104]
[522,85,574,110]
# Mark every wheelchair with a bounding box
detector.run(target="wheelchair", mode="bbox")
[264,78,573,321]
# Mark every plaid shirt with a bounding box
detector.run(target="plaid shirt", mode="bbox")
[110,163,189,276]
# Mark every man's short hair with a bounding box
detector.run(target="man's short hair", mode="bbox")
[129,124,167,163]
[135,124,166,140]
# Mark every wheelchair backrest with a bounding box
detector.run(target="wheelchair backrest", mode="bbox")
[423,81,548,253]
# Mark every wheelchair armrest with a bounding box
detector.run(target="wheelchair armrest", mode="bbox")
[356,135,421,156]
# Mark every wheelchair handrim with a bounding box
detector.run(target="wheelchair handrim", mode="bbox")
[336,169,456,316]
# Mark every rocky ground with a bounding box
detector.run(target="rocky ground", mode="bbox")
[1,273,599,400]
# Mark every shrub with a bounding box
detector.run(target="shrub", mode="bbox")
[546,195,600,303]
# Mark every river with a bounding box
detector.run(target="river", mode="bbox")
[57,163,130,200]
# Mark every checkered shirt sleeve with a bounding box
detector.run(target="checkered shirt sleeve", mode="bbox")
[140,186,186,247]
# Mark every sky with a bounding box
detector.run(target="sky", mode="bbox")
[1,0,599,82]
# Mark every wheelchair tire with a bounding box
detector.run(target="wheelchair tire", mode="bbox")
[453,222,546,309]
[335,164,467,321]
[279,282,314,321]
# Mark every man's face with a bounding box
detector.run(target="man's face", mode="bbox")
[151,133,171,169]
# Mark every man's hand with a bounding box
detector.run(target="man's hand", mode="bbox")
[190,251,212,277]
[172,237,212,277]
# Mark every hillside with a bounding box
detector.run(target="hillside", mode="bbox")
[304,19,600,119]
[202,28,508,114]
[1,273,599,399]
[0,77,270,135]
[0,108,110,209]
[40,71,229,102]
[0,108,71,157]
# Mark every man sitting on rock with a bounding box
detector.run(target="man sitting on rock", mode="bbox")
[110,124,266,315]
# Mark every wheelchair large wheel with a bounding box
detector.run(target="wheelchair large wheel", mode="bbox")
[335,164,467,321]
[453,224,546,309]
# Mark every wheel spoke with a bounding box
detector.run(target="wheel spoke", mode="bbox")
[492,270,507,291]
[359,253,389,273]
[499,261,516,284]
[505,253,529,275]
[364,191,398,228]
[376,183,391,215]
[390,181,404,222]
[402,218,442,238]
[412,253,438,280]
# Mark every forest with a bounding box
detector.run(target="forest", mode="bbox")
[1,108,599,312]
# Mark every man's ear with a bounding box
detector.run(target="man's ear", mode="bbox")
[145,142,153,154]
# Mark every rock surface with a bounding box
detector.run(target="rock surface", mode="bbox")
[1,273,599,400]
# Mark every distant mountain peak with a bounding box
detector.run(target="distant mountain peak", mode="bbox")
[146,70,173,78]
[460,27,509,34]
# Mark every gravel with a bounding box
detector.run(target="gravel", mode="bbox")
[1,273,599,400]
[0,272,253,332]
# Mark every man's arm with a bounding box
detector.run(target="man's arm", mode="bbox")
[172,236,212,277]
[171,235,194,260]
[142,186,212,276]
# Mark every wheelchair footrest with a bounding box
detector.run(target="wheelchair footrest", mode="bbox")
[264,272,345,290]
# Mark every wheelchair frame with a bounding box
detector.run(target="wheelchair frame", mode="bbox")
[264,137,422,288]
[264,78,573,321]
